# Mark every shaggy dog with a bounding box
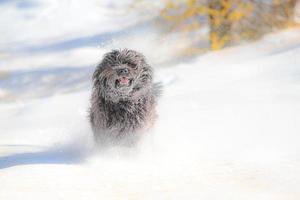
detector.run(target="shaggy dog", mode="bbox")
[89,49,160,147]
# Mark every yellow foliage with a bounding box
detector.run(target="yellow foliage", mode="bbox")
[187,0,196,7]
[159,0,298,53]
[210,32,230,50]
[228,11,244,21]
[160,0,254,51]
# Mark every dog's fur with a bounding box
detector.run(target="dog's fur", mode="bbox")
[89,49,160,147]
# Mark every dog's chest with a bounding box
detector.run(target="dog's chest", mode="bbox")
[104,99,148,132]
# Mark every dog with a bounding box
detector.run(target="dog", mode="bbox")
[89,49,160,147]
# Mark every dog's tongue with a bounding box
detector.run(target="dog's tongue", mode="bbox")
[119,77,129,85]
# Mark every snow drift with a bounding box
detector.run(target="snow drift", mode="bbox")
[1,28,300,199]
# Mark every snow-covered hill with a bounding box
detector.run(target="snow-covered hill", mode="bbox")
[1,28,300,199]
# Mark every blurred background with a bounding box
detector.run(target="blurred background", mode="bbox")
[0,0,299,102]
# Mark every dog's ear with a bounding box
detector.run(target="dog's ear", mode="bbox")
[92,67,100,85]
[92,50,119,82]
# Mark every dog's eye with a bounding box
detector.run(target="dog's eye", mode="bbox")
[126,62,137,69]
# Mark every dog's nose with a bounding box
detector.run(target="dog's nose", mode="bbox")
[117,68,129,75]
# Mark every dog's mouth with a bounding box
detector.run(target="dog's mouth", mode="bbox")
[115,77,133,88]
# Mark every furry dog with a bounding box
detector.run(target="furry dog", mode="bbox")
[89,49,160,147]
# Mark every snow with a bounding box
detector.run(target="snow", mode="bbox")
[1,1,300,199]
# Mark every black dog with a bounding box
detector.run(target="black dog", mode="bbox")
[89,49,160,147]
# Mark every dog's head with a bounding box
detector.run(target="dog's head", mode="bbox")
[93,49,153,102]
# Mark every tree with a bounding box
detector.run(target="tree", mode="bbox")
[159,0,299,52]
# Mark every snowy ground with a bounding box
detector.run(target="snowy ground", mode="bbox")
[1,1,300,199]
